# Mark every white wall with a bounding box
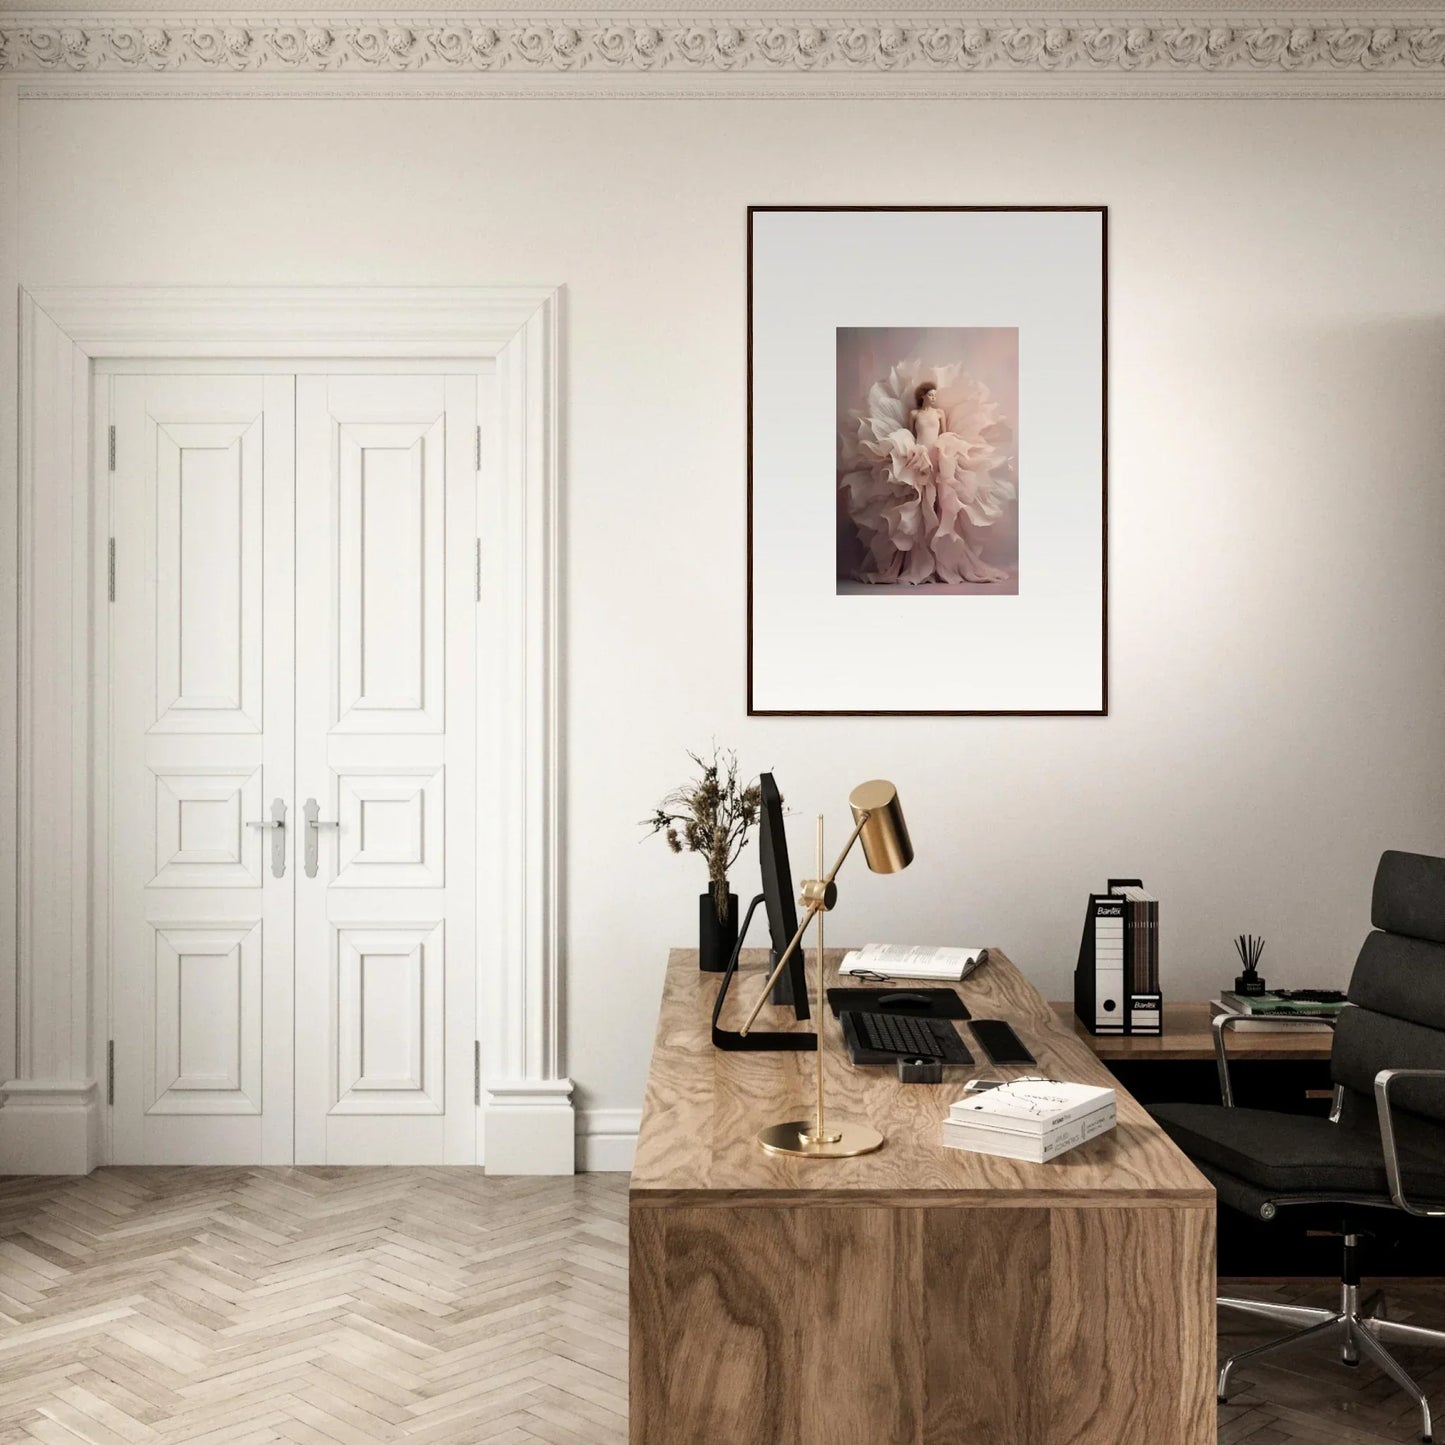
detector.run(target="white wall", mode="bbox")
[16,95,1445,1144]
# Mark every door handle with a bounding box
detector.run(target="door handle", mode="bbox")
[304,797,340,879]
[246,797,288,879]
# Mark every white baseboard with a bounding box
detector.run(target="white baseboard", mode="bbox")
[0,1080,101,1175]
[483,1078,576,1175]
[0,1078,637,1176]
[577,1108,639,1173]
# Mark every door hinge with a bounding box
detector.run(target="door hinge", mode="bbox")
[474,424,482,472]
[474,539,482,603]
[107,538,116,602]
[474,1041,481,1106]
[107,425,116,472]
[106,1040,115,1105]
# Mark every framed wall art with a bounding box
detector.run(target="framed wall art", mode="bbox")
[747,205,1107,716]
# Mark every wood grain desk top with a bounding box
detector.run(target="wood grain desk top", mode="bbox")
[631,948,1213,1207]
[1052,1000,1334,1062]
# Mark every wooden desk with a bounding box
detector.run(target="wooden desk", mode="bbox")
[631,949,1215,1445]
[1052,999,1334,1062]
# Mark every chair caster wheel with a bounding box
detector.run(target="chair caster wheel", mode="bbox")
[1343,1358,1360,1368]
[1217,1397,1227,1405]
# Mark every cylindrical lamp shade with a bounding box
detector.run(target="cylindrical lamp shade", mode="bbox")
[848,780,914,874]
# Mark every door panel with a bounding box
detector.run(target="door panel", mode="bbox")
[294,374,477,1165]
[333,922,445,1114]
[150,766,265,888]
[334,766,445,888]
[110,374,295,1164]
[152,420,264,733]
[149,920,262,1113]
[336,418,446,731]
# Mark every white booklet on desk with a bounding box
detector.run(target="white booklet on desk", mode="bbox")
[838,943,986,982]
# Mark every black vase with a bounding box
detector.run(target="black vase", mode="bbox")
[699,888,739,972]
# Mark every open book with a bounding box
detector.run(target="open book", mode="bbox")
[838,943,986,982]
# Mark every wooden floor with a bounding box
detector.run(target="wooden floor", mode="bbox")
[0,1169,628,1445]
[0,1170,1441,1444]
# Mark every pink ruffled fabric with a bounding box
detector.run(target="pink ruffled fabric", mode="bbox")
[839,359,1017,586]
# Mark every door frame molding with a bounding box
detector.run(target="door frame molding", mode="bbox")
[4,285,572,1174]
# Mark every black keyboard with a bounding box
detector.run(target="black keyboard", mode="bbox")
[841,1011,974,1066]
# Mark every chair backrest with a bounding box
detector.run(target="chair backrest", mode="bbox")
[1332,850,1445,1135]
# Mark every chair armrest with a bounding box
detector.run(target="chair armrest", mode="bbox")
[1213,1010,1338,1108]
[1374,1068,1445,1217]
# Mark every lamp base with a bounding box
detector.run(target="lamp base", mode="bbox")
[756,1119,884,1158]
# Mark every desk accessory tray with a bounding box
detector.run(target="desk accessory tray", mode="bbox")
[826,987,970,1021]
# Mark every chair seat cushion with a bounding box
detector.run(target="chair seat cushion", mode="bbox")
[1149,1102,1445,1198]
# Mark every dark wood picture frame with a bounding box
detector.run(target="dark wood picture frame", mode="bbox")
[746,204,1109,717]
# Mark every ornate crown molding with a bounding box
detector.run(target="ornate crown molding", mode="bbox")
[3,14,1444,89]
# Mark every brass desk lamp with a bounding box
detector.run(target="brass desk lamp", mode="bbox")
[738,779,913,1158]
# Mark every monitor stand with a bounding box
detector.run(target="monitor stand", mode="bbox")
[711,895,816,1052]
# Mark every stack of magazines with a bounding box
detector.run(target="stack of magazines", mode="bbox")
[941,1079,1117,1163]
[1210,989,1346,1032]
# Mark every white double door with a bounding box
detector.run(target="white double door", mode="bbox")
[109,370,480,1165]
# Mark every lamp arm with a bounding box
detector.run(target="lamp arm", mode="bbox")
[820,813,870,888]
[737,811,872,1037]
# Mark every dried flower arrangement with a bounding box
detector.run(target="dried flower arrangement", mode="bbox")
[643,747,763,922]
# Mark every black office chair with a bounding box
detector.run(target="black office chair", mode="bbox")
[1151,849,1445,1443]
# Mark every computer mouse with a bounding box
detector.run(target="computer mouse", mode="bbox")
[878,991,932,1009]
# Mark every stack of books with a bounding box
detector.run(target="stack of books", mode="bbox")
[1210,989,1346,1032]
[941,1079,1117,1163]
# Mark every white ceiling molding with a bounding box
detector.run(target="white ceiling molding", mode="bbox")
[2,14,1444,96]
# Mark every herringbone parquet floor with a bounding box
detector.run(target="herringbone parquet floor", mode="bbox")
[0,1168,1442,1444]
[0,1169,629,1445]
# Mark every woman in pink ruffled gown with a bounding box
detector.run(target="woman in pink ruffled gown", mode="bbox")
[839,363,1016,586]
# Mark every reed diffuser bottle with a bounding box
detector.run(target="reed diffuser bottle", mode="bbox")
[1234,934,1266,996]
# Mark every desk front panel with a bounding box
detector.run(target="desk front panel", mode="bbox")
[630,1198,1214,1445]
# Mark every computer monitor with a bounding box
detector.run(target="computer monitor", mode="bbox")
[758,773,810,1021]
[709,772,815,1051]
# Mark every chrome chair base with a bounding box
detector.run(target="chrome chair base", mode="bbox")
[1219,1279,1445,1443]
